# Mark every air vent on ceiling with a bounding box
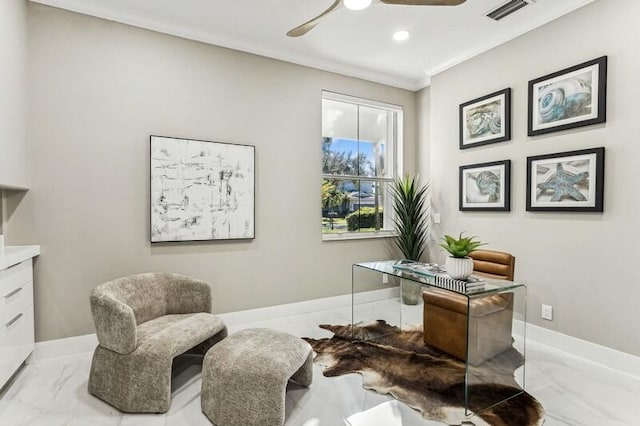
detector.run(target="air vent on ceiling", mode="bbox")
[487,0,533,21]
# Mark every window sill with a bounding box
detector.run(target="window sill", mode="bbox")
[322,230,397,242]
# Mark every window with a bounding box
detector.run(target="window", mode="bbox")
[321,91,403,240]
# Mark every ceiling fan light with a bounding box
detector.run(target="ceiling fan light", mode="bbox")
[344,0,372,11]
[393,30,410,41]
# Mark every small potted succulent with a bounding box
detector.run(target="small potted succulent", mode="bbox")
[439,232,486,280]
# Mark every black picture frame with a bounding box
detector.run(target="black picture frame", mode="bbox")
[528,56,607,136]
[526,147,605,212]
[459,88,511,149]
[459,160,511,211]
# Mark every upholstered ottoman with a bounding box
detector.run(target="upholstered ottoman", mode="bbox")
[201,328,313,426]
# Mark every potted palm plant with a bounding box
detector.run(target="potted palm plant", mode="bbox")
[438,233,486,279]
[391,175,430,304]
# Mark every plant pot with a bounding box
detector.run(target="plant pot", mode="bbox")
[445,256,473,280]
[401,279,422,305]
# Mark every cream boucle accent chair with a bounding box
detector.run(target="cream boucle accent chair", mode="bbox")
[88,273,228,413]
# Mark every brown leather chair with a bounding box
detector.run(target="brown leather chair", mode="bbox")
[422,250,515,365]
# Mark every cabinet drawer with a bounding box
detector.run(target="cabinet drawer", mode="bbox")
[0,306,35,388]
[0,260,32,297]
[0,281,33,325]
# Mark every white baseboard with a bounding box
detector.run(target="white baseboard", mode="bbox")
[230,292,639,380]
[31,333,98,363]
[31,288,398,361]
[518,321,640,379]
[218,287,399,327]
[31,291,640,380]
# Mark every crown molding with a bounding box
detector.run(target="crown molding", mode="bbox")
[29,0,423,91]
[30,0,596,92]
[423,0,596,83]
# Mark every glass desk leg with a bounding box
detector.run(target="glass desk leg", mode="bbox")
[464,286,527,416]
[351,264,402,341]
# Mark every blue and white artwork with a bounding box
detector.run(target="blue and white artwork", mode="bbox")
[464,99,503,143]
[464,168,502,204]
[150,136,255,242]
[536,71,594,125]
[526,147,604,212]
[460,160,510,211]
[529,57,606,136]
[531,154,596,208]
[459,88,511,149]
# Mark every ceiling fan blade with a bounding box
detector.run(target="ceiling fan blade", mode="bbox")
[287,0,342,37]
[380,0,466,5]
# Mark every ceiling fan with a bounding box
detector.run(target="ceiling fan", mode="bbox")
[287,0,467,37]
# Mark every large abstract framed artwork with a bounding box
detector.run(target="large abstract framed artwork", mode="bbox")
[459,88,511,149]
[459,160,511,211]
[150,135,255,242]
[526,147,604,212]
[528,56,607,136]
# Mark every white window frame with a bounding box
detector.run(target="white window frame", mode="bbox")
[321,91,403,241]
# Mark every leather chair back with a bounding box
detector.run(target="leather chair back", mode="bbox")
[469,249,515,281]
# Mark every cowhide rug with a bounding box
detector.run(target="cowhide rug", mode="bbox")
[303,320,545,426]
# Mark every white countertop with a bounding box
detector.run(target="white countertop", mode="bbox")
[0,245,40,270]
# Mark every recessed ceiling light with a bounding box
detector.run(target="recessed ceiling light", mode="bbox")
[344,0,372,11]
[393,30,410,41]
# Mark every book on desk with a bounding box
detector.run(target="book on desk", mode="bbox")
[392,260,485,293]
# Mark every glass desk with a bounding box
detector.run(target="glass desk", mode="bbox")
[352,260,527,417]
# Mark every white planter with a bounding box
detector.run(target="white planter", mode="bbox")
[445,256,473,280]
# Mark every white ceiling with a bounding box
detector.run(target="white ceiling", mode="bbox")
[31,0,596,90]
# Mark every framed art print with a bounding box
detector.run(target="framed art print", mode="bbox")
[150,135,255,242]
[526,147,604,212]
[528,56,607,136]
[459,160,511,211]
[459,88,511,149]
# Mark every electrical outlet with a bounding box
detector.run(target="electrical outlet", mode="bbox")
[382,274,389,284]
[541,304,553,321]
[433,213,441,224]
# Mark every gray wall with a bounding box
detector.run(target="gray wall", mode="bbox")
[416,87,431,208]
[8,1,636,357]
[0,0,29,189]
[8,4,415,342]
[0,191,4,236]
[425,0,640,356]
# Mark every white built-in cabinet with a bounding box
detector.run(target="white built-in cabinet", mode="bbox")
[0,246,40,389]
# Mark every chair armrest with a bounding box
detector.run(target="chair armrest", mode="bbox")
[164,274,213,314]
[90,289,137,354]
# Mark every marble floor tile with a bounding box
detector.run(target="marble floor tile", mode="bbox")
[1,298,639,425]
